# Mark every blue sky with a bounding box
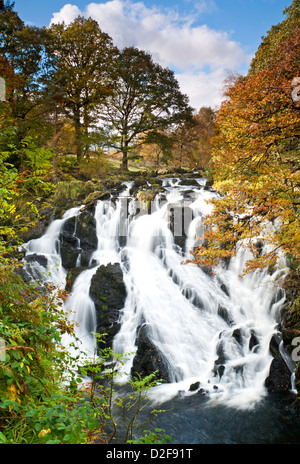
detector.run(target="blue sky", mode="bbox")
[13,0,290,109]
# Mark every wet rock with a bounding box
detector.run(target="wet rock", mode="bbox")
[136,189,158,213]
[83,190,110,205]
[269,333,282,357]
[24,253,48,268]
[216,365,225,378]
[60,234,81,270]
[232,328,243,345]
[131,325,172,383]
[189,381,200,392]
[265,356,292,393]
[220,283,230,297]
[22,253,49,283]
[217,305,234,326]
[265,333,292,393]
[178,178,199,186]
[76,210,97,250]
[129,176,151,196]
[60,210,98,268]
[213,339,227,377]
[89,263,127,347]
[254,240,264,256]
[204,178,214,189]
[249,331,259,351]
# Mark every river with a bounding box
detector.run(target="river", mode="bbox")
[22,175,300,444]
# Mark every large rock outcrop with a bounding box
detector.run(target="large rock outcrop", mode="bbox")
[60,207,98,269]
[265,334,293,393]
[89,263,127,347]
[131,325,172,383]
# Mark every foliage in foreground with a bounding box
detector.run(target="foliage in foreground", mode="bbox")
[0,254,167,444]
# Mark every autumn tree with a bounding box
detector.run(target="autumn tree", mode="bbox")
[0,3,54,158]
[136,130,175,171]
[171,107,216,170]
[47,16,118,162]
[100,47,193,171]
[249,0,300,75]
[191,10,300,275]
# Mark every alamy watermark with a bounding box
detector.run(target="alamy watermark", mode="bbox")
[292,77,300,103]
[0,77,5,102]
[109,197,201,239]
[0,338,5,362]
[292,337,300,362]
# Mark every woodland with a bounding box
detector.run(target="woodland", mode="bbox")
[0,0,299,444]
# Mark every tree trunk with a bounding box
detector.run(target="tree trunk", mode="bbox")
[121,137,129,170]
[74,108,83,162]
[121,151,128,170]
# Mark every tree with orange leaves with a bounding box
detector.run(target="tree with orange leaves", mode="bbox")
[191,6,300,276]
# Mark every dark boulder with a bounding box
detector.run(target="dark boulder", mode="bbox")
[265,356,292,393]
[249,331,259,351]
[217,305,234,326]
[131,325,172,383]
[213,337,227,377]
[265,333,293,393]
[22,253,48,283]
[89,263,127,347]
[75,209,98,266]
[24,253,48,268]
[60,209,98,268]
[60,232,81,270]
[178,178,199,186]
[189,381,200,392]
[232,328,243,345]
[220,282,230,297]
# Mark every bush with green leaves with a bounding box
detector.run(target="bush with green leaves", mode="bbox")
[0,257,170,444]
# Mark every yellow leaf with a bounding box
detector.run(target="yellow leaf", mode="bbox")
[7,384,21,403]
[38,429,51,438]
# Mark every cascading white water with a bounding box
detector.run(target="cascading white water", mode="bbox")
[113,178,288,408]
[23,207,82,288]
[59,198,126,359]
[23,177,289,408]
[23,183,132,361]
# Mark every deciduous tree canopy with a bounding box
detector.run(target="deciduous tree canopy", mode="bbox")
[100,47,194,170]
[191,5,300,275]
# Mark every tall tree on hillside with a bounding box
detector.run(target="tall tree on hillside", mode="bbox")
[100,47,194,171]
[47,16,118,161]
[171,107,216,169]
[0,1,15,13]
[249,0,300,75]
[136,130,175,171]
[0,4,52,151]
[190,19,300,274]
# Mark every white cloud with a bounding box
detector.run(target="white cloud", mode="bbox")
[176,68,229,110]
[50,0,251,110]
[50,3,82,25]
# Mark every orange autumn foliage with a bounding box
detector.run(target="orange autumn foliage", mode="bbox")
[191,27,300,275]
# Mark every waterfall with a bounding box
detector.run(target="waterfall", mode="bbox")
[23,177,289,408]
[23,207,82,287]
